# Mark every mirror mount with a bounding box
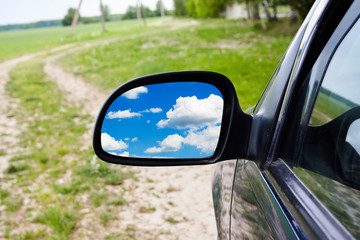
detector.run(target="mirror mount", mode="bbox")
[220,102,252,161]
[93,71,252,166]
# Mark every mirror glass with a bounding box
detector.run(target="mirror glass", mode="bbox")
[101,82,224,159]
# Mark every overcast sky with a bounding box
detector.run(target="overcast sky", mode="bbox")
[0,0,174,25]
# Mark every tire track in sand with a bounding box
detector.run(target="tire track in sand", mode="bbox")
[0,45,74,179]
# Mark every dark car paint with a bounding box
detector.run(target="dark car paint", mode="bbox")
[212,0,358,239]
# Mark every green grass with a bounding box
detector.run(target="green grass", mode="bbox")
[7,230,47,240]
[5,163,30,174]
[89,191,108,207]
[165,216,179,224]
[35,205,78,238]
[61,18,298,109]
[3,195,23,212]
[108,195,127,206]
[3,60,92,237]
[52,179,86,195]
[100,209,118,226]
[7,61,90,178]
[0,188,10,202]
[0,18,162,62]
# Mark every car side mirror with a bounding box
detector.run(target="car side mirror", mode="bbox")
[93,71,252,166]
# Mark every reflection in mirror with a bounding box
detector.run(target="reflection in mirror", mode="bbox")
[346,119,360,156]
[101,82,224,159]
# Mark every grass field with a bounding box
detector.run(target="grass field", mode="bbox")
[0,18,161,62]
[60,18,299,109]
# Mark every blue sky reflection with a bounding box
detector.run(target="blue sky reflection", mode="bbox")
[101,82,223,159]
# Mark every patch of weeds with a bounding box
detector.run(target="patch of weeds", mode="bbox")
[167,201,174,206]
[34,190,57,206]
[148,205,156,212]
[4,228,11,238]
[104,171,127,185]
[105,224,138,240]
[56,148,69,156]
[100,209,117,226]
[4,195,23,212]
[10,230,47,240]
[76,157,134,185]
[166,186,180,192]
[0,187,10,202]
[89,191,108,207]
[48,169,63,178]
[105,232,137,240]
[166,216,179,224]
[52,179,83,195]
[0,150,7,156]
[35,205,78,237]
[108,195,127,206]
[138,204,156,213]
[5,163,30,174]
[9,154,32,162]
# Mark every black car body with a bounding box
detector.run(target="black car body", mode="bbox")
[93,0,360,239]
[213,0,360,239]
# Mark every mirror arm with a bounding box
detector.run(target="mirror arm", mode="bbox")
[221,103,252,161]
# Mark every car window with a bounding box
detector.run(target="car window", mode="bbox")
[309,19,360,127]
[282,17,360,238]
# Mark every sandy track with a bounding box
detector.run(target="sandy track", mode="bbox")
[42,45,217,239]
[0,45,73,178]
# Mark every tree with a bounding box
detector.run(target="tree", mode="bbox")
[185,0,232,18]
[62,8,78,26]
[174,0,188,16]
[233,0,261,21]
[284,0,314,19]
[142,5,155,18]
[103,5,111,21]
[100,0,106,31]
[155,0,167,17]
[122,6,138,19]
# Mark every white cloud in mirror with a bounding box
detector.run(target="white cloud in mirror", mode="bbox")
[108,151,130,157]
[107,109,141,119]
[183,125,221,153]
[119,151,130,157]
[145,125,221,154]
[122,86,148,99]
[101,133,128,151]
[145,134,184,153]
[157,94,223,129]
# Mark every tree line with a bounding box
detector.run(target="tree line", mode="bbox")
[122,1,170,20]
[1,0,314,32]
[61,5,111,26]
[0,20,61,32]
[174,0,314,21]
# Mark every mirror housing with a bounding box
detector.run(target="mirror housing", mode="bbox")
[93,71,252,166]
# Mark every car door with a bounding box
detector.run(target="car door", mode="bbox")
[276,7,360,238]
[229,0,360,239]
